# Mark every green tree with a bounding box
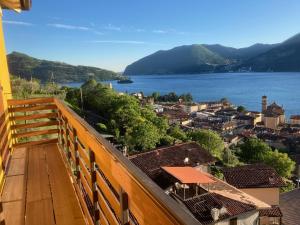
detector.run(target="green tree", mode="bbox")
[263,150,295,178]
[151,92,160,101]
[239,138,295,178]
[237,105,246,113]
[222,148,240,167]
[125,121,160,151]
[169,125,188,142]
[239,138,272,163]
[188,129,224,159]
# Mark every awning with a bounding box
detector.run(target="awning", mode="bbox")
[162,166,215,184]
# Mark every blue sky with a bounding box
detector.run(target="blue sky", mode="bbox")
[2,0,300,71]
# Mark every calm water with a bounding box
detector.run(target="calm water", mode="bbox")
[64,72,300,118]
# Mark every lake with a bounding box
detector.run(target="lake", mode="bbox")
[64,72,300,118]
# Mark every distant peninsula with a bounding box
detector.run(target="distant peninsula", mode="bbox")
[124,33,300,75]
[7,52,122,83]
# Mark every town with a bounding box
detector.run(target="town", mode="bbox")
[121,90,300,225]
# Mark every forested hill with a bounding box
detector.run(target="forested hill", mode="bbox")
[124,32,300,75]
[124,44,227,75]
[7,52,121,83]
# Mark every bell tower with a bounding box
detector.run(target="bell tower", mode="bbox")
[262,96,267,113]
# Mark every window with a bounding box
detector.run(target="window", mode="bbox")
[230,218,238,225]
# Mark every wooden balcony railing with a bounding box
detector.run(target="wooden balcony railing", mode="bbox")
[1,97,200,225]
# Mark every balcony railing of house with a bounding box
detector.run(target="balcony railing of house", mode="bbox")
[0,96,200,225]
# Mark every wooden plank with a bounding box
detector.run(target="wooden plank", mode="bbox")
[96,170,121,218]
[9,104,57,113]
[81,173,93,201]
[13,138,58,148]
[6,158,26,176]
[73,183,94,225]
[99,209,110,225]
[11,112,58,121]
[25,199,55,225]
[1,175,25,202]
[7,97,54,106]
[78,144,89,166]
[12,147,27,159]
[46,144,86,225]
[2,201,24,225]
[97,189,119,225]
[12,120,58,130]
[26,146,52,202]
[13,128,59,139]
[79,158,92,186]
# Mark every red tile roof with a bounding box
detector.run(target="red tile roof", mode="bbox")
[280,188,300,225]
[130,142,215,188]
[162,167,215,184]
[223,164,285,188]
[183,193,256,225]
[259,206,282,217]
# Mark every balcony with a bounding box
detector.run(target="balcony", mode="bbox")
[0,97,200,225]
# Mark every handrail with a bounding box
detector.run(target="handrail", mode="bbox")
[5,97,200,225]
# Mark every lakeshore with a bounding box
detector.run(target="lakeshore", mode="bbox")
[64,72,300,117]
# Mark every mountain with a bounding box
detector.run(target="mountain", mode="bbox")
[124,41,279,75]
[203,43,278,61]
[124,45,227,75]
[7,52,121,83]
[242,33,300,72]
[125,33,300,75]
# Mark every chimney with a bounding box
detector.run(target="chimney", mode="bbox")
[262,96,267,113]
[211,208,220,221]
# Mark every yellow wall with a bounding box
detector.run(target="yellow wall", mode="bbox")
[241,188,279,205]
[0,13,12,190]
[0,15,12,104]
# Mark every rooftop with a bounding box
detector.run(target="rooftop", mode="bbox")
[183,192,256,225]
[130,142,215,187]
[280,188,300,225]
[162,167,215,184]
[223,164,285,189]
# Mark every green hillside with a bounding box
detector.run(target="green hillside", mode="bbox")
[7,52,121,83]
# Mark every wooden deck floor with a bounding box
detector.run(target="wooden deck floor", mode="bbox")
[1,143,87,225]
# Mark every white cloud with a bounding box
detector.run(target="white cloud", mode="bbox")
[105,24,121,31]
[3,20,33,26]
[89,40,146,44]
[153,29,167,34]
[48,23,90,31]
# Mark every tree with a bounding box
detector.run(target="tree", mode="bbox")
[263,150,295,178]
[239,138,295,178]
[222,148,240,167]
[237,105,246,113]
[125,121,160,151]
[169,125,188,142]
[151,92,160,101]
[188,129,224,159]
[239,138,272,163]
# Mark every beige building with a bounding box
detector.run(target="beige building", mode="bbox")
[223,164,285,225]
[290,115,300,125]
[261,96,285,130]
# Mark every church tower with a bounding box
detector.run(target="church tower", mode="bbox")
[262,96,267,113]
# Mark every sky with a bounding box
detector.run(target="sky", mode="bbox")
[2,0,300,72]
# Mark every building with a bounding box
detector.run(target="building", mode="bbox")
[183,103,199,114]
[158,107,191,125]
[130,144,279,225]
[262,96,285,130]
[223,164,285,224]
[280,188,300,225]
[129,142,216,188]
[290,115,300,125]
